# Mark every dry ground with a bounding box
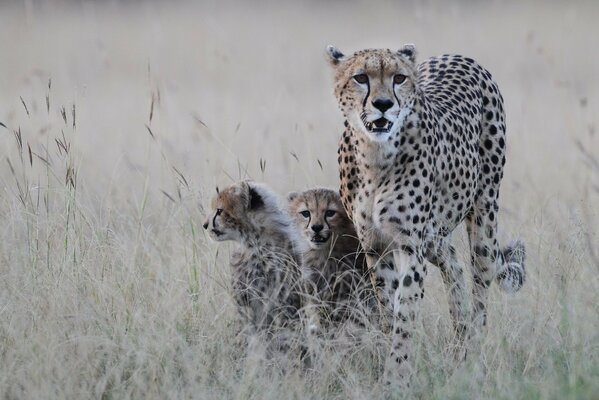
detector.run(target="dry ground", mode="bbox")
[1,1,598,399]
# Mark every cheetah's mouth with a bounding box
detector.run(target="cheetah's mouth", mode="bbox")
[363,116,393,134]
[311,234,330,244]
[211,228,224,237]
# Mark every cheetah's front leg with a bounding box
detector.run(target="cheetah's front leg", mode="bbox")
[384,246,427,386]
[364,253,394,332]
[301,272,323,336]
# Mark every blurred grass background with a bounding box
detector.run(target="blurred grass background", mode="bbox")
[0,1,598,399]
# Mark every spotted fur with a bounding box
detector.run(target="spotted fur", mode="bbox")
[203,181,303,335]
[327,45,526,384]
[288,188,377,335]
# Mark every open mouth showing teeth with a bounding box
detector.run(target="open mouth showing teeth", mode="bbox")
[311,235,330,244]
[363,117,393,133]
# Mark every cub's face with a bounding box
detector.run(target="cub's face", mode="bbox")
[326,45,418,142]
[288,188,355,250]
[202,181,262,242]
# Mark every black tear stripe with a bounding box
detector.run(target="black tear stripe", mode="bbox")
[362,84,370,109]
[212,213,218,229]
[362,62,370,108]
[393,90,401,111]
[324,201,332,231]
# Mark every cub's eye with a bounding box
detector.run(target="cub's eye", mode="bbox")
[299,210,311,218]
[393,74,407,85]
[325,210,336,218]
[216,208,223,216]
[353,74,369,84]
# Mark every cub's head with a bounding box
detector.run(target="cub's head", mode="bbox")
[202,181,265,242]
[288,188,355,250]
[326,44,419,142]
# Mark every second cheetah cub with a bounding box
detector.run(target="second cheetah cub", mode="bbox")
[288,188,375,335]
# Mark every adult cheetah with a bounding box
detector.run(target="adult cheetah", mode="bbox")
[202,181,303,336]
[326,44,526,383]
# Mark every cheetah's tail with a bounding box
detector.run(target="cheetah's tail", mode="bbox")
[496,240,526,293]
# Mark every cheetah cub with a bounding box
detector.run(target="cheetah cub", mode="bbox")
[288,188,376,335]
[203,181,303,335]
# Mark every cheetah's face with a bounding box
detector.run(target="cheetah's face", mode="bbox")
[202,181,262,243]
[288,188,355,250]
[326,45,418,142]
[203,202,240,242]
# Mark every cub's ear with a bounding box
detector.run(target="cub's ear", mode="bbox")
[326,45,346,66]
[287,192,300,202]
[398,43,417,64]
[235,181,251,208]
[247,185,264,210]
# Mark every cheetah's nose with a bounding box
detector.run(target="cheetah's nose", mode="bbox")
[202,221,209,230]
[372,98,393,113]
[311,224,324,233]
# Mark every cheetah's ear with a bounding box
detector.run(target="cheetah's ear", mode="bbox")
[236,181,251,208]
[287,191,300,202]
[398,44,417,64]
[247,185,264,210]
[326,45,346,66]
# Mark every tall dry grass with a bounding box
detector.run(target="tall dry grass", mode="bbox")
[1,1,598,399]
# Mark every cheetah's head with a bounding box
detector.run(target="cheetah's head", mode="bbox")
[202,181,265,243]
[287,188,356,251]
[326,45,418,142]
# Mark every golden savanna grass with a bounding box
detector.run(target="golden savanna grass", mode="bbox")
[1,1,598,399]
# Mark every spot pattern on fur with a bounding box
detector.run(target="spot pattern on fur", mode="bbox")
[203,181,303,336]
[328,46,526,385]
[288,188,379,335]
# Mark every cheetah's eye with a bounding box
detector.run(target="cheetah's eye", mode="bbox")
[393,74,407,85]
[216,208,223,216]
[325,210,336,218]
[353,74,369,85]
[300,210,311,218]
